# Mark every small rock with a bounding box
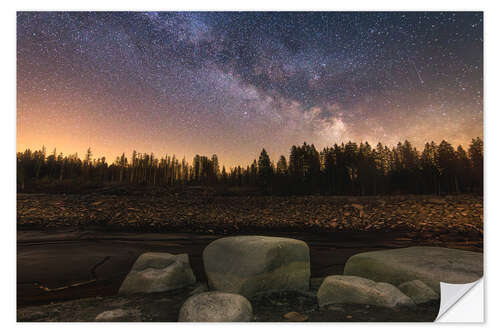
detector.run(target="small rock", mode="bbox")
[95,309,137,322]
[351,204,364,211]
[326,305,345,312]
[318,275,414,309]
[178,292,253,322]
[119,252,196,294]
[398,280,439,304]
[19,311,47,321]
[283,311,308,322]
[428,198,446,204]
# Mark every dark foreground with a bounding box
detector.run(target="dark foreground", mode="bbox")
[17,228,481,320]
[18,285,440,322]
[17,192,482,321]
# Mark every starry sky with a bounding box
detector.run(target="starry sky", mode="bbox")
[17,12,483,167]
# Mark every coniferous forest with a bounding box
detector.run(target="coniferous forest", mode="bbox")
[17,138,483,195]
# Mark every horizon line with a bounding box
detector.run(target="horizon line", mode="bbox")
[17,136,483,168]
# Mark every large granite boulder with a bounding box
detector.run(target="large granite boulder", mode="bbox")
[398,280,439,304]
[119,252,196,294]
[343,246,483,293]
[203,236,310,297]
[317,275,414,308]
[178,292,253,322]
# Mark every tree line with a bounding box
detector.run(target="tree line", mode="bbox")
[17,138,483,195]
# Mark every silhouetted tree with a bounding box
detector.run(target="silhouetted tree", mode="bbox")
[16,138,483,196]
[469,137,483,194]
[276,155,288,175]
[258,148,273,188]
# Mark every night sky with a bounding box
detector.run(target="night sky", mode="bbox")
[17,12,483,167]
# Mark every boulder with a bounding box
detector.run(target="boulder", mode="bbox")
[283,311,308,322]
[398,280,439,304]
[178,292,253,322]
[203,236,310,297]
[317,275,414,308]
[119,252,196,294]
[343,246,483,293]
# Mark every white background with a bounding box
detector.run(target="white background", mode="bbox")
[1,0,497,331]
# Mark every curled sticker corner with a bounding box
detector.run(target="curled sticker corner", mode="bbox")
[435,278,483,322]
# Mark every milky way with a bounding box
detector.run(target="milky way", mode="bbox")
[17,12,483,167]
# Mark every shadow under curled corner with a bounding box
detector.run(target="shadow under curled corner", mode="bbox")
[435,278,484,322]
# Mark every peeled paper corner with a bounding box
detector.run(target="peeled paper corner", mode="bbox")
[435,278,484,322]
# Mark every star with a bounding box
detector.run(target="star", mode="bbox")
[17,11,483,167]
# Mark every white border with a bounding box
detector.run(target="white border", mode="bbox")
[3,1,497,332]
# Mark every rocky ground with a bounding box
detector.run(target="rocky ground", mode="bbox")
[17,192,483,241]
[16,191,483,322]
[17,283,440,322]
[21,229,478,308]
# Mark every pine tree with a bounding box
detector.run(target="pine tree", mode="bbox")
[468,137,483,193]
[276,155,288,175]
[258,148,273,187]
